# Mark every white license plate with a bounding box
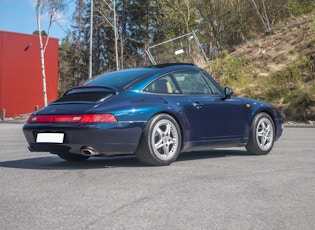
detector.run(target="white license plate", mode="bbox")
[36,133,64,143]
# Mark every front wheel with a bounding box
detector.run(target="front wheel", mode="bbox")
[136,114,182,166]
[246,113,275,155]
[57,153,90,161]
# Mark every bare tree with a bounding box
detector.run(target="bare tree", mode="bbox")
[96,0,120,70]
[36,0,65,106]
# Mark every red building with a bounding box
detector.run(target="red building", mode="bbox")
[0,31,58,118]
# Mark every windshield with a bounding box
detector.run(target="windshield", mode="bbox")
[84,68,156,88]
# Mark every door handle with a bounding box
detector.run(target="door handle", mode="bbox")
[192,102,203,109]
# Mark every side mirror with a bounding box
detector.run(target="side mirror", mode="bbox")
[224,87,233,99]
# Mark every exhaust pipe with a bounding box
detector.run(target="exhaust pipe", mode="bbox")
[81,147,99,156]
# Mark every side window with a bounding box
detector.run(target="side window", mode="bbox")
[201,71,224,95]
[144,75,179,94]
[173,70,211,95]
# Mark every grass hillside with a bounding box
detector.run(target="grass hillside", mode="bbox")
[204,13,315,123]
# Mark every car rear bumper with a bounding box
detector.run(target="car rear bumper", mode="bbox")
[23,121,145,156]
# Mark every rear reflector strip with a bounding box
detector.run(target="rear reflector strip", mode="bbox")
[27,114,117,123]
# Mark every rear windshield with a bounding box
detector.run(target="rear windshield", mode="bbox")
[84,68,156,88]
[54,87,114,103]
[54,92,113,103]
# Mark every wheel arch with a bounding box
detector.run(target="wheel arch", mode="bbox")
[254,109,278,134]
[135,111,184,165]
[246,110,276,155]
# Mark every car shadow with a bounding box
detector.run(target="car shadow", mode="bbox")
[178,149,250,162]
[0,149,250,170]
[0,155,142,170]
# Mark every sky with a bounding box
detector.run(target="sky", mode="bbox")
[0,0,75,41]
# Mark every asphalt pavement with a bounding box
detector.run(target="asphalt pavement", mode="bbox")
[0,123,314,230]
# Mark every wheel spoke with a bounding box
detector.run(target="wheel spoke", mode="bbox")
[155,138,164,150]
[265,124,271,134]
[156,127,163,137]
[164,124,171,136]
[168,137,176,145]
[260,136,267,147]
[162,144,170,155]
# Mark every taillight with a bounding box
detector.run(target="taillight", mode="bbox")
[81,114,117,123]
[26,114,117,123]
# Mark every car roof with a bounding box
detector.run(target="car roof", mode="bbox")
[84,63,200,90]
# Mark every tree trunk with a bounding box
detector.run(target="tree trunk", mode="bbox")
[36,0,48,106]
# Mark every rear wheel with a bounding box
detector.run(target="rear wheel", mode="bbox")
[57,153,90,161]
[136,114,182,166]
[246,113,275,155]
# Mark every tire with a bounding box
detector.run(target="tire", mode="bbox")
[57,153,90,161]
[246,112,275,155]
[136,114,182,166]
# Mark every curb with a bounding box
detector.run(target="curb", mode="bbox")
[283,123,315,128]
[0,120,26,124]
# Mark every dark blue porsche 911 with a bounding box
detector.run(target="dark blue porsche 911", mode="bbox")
[23,63,283,166]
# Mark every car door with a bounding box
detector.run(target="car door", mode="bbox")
[172,70,246,142]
